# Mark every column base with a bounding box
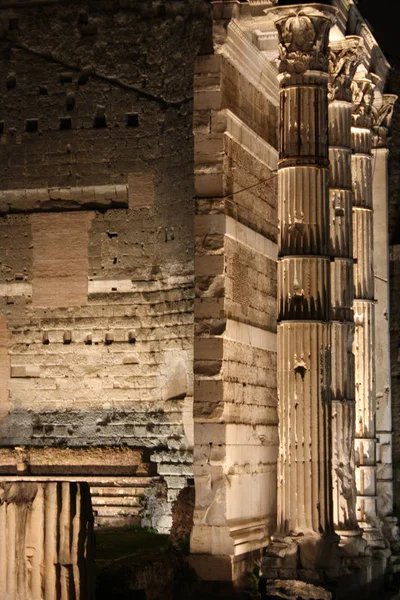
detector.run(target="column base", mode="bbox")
[261,533,341,583]
[358,521,388,549]
[336,528,369,557]
[188,548,264,584]
[260,534,389,599]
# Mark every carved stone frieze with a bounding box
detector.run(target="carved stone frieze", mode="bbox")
[351,78,375,129]
[371,94,398,148]
[328,36,364,103]
[266,5,337,75]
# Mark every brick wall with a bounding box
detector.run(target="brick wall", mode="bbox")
[0,0,210,530]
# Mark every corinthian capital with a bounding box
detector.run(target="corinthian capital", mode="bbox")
[265,4,337,76]
[371,94,398,148]
[351,78,375,129]
[328,36,364,103]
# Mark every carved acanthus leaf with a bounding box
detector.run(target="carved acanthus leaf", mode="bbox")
[371,94,398,148]
[328,37,364,102]
[351,78,374,129]
[268,6,336,75]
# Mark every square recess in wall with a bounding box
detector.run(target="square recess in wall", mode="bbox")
[60,117,72,130]
[126,113,139,127]
[25,119,38,133]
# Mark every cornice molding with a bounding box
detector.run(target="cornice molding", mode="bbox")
[224,19,279,107]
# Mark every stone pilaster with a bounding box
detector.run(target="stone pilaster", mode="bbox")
[262,4,338,579]
[328,37,362,546]
[371,94,398,540]
[351,77,384,547]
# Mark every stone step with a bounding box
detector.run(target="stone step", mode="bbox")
[93,505,141,517]
[87,476,154,528]
[95,515,141,528]
[92,496,141,507]
[90,486,147,497]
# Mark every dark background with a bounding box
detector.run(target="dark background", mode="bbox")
[355,0,398,60]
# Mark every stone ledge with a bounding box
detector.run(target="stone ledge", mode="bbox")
[0,184,128,214]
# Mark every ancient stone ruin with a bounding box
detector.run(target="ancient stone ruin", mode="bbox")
[0,0,399,598]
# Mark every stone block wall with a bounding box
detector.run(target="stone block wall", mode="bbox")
[191,9,279,580]
[0,0,210,531]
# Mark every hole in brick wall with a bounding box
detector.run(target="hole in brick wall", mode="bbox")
[42,332,49,345]
[15,274,23,281]
[111,287,117,291]
[128,331,136,344]
[6,73,16,89]
[63,331,72,344]
[60,72,74,84]
[113,257,117,264]
[60,117,72,130]
[107,231,118,238]
[66,92,76,110]
[25,119,38,133]
[39,86,48,95]
[94,116,107,128]
[78,71,89,85]
[187,478,195,486]
[79,10,89,23]
[9,17,18,30]
[126,113,139,127]
[0,122,3,135]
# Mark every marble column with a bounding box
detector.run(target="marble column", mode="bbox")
[267,4,336,545]
[351,76,384,547]
[327,37,362,544]
[371,94,398,535]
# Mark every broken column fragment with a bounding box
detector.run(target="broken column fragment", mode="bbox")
[0,480,94,600]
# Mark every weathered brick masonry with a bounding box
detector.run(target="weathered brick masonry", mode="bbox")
[0,0,210,530]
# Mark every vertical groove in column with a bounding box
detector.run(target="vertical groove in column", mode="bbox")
[7,502,16,600]
[45,482,58,600]
[30,484,45,600]
[353,208,374,300]
[354,301,376,439]
[0,501,6,599]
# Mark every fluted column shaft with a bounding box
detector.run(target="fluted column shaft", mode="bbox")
[351,78,380,538]
[371,95,397,520]
[0,481,94,600]
[328,38,361,534]
[271,4,336,538]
